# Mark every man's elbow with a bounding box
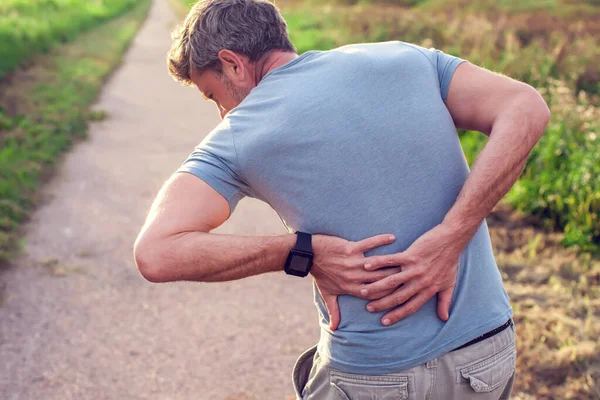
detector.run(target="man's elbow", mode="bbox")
[524,85,551,136]
[133,236,171,283]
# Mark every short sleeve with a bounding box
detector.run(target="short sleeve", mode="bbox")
[427,48,465,103]
[177,121,250,214]
[402,42,466,103]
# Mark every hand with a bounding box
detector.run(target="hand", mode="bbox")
[360,223,465,326]
[310,233,402,331]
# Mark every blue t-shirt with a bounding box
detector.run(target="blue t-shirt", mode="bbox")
[178,41,513,374]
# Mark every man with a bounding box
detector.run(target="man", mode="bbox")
[133,0,550,398]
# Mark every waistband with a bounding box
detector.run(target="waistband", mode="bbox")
[451,319,513,352]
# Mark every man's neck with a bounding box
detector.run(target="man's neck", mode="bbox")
[254,51,299,84]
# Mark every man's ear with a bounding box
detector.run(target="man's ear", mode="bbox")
[217,49,248,83]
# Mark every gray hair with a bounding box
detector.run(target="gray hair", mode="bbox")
[168,0,296,85]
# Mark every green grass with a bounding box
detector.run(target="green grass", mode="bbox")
[0,0,146,78]
[0,0,152,262]
[309,0,600,17]
[418,0,600,16]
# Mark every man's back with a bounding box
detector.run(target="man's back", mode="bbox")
[179,41,513,374]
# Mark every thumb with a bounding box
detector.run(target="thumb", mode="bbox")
[437,286,455,322]
[323,293,341,331]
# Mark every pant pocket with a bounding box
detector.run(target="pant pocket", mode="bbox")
[293,344,319,400]
[459,341,516,393]
[330,370,410,400]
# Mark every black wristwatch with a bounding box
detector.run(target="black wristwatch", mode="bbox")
[284,232,314,277]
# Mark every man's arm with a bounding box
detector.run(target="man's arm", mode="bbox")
[134,172,399,331]
[134,172,296,283]
[442,62,550,245]
[359,62,550,325]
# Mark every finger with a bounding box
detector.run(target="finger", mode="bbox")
[352,282,396,301]
[437,286,455,321]
[360,269,420,298]
[323,293,341,331]
[365,282,419,313]
[381,291,433,326]
[363,251,413,271]
[342,267,404,300]
[356,286,396,301]
[356,266,403,284]
[353,233,396,254]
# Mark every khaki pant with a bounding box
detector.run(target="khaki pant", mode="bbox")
[292,323,516,400]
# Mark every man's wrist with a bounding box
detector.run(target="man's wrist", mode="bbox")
[442,210,482,249]
[308,235,325,277]
[282,232,315,277]
[265,233,298,272]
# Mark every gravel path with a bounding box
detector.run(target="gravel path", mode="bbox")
[0,1,319,398]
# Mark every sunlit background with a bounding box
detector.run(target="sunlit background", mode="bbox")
[1,0,599,399]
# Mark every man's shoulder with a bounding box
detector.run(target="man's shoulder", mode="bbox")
[331,40,425,55]
[328,40,437,69]
[194,117,237,155]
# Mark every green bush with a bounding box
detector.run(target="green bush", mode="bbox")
[0,0,143,77]
[506,81,600,250]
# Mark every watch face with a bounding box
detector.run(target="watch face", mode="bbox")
[289,255,311,273]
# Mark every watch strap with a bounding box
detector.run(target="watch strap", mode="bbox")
[295,232,312,253]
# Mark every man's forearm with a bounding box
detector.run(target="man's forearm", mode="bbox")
[442,91,550,246]
[137,232,296,283]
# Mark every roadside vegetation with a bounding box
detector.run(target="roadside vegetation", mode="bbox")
[175,0,599,398]
[0,0,144,78]
[0,0,151,262]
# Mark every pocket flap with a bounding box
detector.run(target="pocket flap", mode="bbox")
[330,371,410,400]
[460,342,516,393]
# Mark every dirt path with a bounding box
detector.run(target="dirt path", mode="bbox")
[0,1,319,399]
